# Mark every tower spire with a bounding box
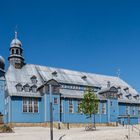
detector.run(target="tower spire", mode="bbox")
[8,31,24,69]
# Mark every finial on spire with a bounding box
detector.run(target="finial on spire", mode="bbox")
[14,25,18,39]
[15,31,18,39]
[117,68,121,78]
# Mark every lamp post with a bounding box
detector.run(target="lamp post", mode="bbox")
[49,84,53,140]
[44,79,59,140]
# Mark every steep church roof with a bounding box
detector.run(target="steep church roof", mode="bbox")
[5,64,140,103]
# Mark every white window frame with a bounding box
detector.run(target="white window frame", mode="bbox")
[22,98,39,113]
[102,102,106,114]
[138,106,140,115]
[69,99,74,113]
[126,105,130,115]
[77,100,82,113]
[132,106,135,115]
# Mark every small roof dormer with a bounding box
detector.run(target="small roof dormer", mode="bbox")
[81,75,87,80]
[124,87,129,93]
[52,71,57,77]
[133,94,139,100]
[107,81,111,88]
[30,75,37,84]
[23,84,30,92]
[126,93,132,100]
[15,83,22,92]
[30,84,37,93]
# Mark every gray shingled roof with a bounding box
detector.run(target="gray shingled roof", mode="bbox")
[5,64,140,103]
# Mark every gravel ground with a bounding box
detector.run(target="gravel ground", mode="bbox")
[0,125,140,140]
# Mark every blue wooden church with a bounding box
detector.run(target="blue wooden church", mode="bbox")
[0,32,140,126]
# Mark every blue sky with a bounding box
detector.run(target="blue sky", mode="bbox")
[0,0,140,91]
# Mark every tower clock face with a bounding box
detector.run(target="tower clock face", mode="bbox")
[15,63,22,69]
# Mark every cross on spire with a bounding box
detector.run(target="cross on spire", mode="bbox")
[15,31,18,39]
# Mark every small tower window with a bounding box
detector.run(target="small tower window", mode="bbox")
[23,84,30,92]
[30,75,37,84]
[16,83,22,92]
[12,49,14,54]
[16,49,19,55]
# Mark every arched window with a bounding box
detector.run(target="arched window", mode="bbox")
[16,49,19,54]
[12,49,14,54]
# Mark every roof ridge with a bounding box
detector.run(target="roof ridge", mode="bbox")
[26,63,118,79]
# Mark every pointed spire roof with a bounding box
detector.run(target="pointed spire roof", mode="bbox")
[10,31,22,47]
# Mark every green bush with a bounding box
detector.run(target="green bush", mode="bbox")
[0,125,13,133]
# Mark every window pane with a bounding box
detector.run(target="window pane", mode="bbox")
[29,99,33,112]
[69,99,73,113]
[77,100,82,113]
[102,103,106,114]
[34,98,38,113]
[23,98,28,112]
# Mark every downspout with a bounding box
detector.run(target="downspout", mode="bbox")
[44,86,47,122]
[8,96,11,123]
[108,99,110,123]
[59,95,62,122]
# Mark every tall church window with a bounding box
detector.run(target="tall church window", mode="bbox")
[34,98,39,113]
[69,99,73,113]
[29,99,33,112]
[132,106,135,115]
[102,102,106,114]
[77,100,82,113]
[23,98,28,112]
[22,98,39,113]
[126,105,130,115]
[138,106,140,115]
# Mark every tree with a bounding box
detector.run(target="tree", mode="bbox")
[80,87,99,130]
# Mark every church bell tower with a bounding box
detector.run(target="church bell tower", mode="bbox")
[8,32,25,69]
